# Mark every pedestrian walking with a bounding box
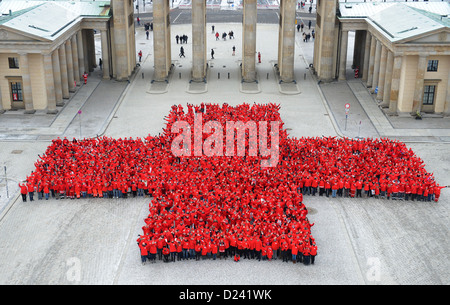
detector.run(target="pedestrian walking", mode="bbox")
[215,32,219,40]
[99,58,102,70]
[258,52,261,63]
[180,46,185,58]
[232,46,235,56]
[308,20,312,30]
[83,72,88,84]
[176,35,179,44]
[138,50,143,62]
[212,25,215,33]
[211,49,214,59]
[146,30,149,40]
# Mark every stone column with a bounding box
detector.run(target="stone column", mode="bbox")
[43,53,58,114]
[51,49,63,106]
[388,55,402,113]
[0,85,4,114]
[412,55,427,113]
[338,30,348,81]
[362,31,371,82]
[86,30,96,73]
[71,35,80,85]
[112,0,131,80]
[191,0,207,82]
[376,45,387,101]
[19,53,35,113]
[366,35,376,87]
[380,50,393,108]
[353,30,364,71]
[65,39,75,92]
[58,45,70,99]
[242,0,257,82]
[153,0,171,81]
[77,31,86,77]
[277,0,296,83]
[101,29,111,79]
[82,30,90,74]
[444,76,450,117]
[314,0,338,81]
[371,39,382,93]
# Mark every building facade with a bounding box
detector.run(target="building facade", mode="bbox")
[314,0,450,116]
[0,0,136,114]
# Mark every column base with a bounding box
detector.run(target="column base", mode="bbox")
[24,109,36,114]
[47,109,59,115]
[379,100,390,108]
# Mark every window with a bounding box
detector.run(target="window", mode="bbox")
[427,60,438,72]
[10,81,23,101]
[423,85,435,105]
[8,57,19,69]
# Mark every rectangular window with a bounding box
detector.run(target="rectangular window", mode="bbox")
[8,57,19,69]
[423,85,435,105]
[427,60,438,72]
[10,81,23,101]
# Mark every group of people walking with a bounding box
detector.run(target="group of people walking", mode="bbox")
[175,34,189,44]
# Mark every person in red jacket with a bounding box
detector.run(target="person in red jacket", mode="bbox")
[195,240,202,261]
[19,182,28,202]
[156,236,165,260]
[271,238,279,260]
[176,241,183,261]
[148,239,157,263]
[27,181,35,201]
[211,241,218,260]
[255,237,262,261]
[355,180,363,198]
[434,184,446,202]
[311,177,318,196]
[162,246,170,263]
[291,243,298,264]
[139,239,149,265]
[325,180,331,197]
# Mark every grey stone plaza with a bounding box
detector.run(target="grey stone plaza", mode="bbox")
[0,9,449,285]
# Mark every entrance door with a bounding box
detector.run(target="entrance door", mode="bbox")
[422,84,436,113]
[9,79,24,109]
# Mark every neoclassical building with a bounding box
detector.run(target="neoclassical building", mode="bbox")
[0,0,136,114]
[314,0,450,116]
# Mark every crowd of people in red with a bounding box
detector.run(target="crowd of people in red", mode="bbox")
[22,103,443,266]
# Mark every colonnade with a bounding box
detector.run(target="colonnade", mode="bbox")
[338,29,405,113]
[152,0,297,84]
[22,28,110,114]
